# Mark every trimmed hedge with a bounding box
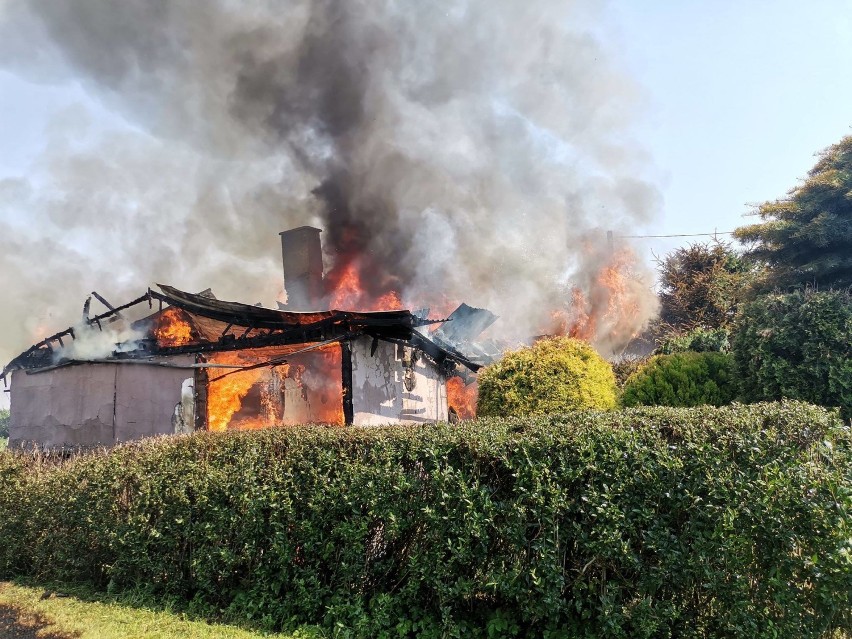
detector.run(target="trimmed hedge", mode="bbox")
[477,337,617,416]
[732,289,852,418]
[621,352,737,408]
[1,403,850,638]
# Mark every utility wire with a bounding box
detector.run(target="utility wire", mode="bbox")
[617,231,736,239]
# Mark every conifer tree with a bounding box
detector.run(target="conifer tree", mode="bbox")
[735,136,852,290]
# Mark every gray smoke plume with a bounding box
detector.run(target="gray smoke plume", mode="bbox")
[0,0,659,369]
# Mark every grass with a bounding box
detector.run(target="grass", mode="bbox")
[0,582,324,639]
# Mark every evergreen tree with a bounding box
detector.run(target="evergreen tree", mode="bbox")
[735,135,852,290]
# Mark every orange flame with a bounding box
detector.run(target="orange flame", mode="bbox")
[206,345,344,431]
[206,353,268,431]
[546,247,644,348]
[154,307,194,347]
[596,251,642,343]
[327,262,361,308]
[447,376,478,420]
[375,290,403,310]
[326,261,403,311]
[288,348,345,424]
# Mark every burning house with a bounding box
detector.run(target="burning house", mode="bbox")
[1,228,490,449]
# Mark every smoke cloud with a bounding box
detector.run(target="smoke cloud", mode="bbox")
[0,0,659,368]
[59,321,147,362]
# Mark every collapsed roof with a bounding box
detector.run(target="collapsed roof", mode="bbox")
[1,284,482,385]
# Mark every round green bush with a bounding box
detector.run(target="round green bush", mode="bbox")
[621,351,736,407]
[732,289,852,418]
[476,337,616,416]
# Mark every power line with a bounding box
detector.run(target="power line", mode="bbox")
[618,231,736,239]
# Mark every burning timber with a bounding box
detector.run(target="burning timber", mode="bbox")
[1,228,492,449]
[1,285,480,448]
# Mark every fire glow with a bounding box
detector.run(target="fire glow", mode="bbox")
[325,260,403,312]
[207,352,269,432]
[154,307,194,347]
[148,239,647,429]
[547,246,645,349]
[151,305,349,430]
[446,376,477,421]
[206,345,345,431]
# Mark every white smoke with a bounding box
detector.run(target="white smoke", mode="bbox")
[0,0,660,367]
[57,321,147,362]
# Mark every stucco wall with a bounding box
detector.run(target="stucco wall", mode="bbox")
[10,356,196,448]
[10,364,116,448]
[114,358,196,442]
[350,336,448,425]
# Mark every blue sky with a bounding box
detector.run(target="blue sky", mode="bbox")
[609,1,852,258]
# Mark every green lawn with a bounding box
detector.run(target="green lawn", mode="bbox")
[0,582,323,639]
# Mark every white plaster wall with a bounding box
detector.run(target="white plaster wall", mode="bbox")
[114,355,196,442]
[10,355,196,448]
[9,364,116,448]
[350,336,447,425]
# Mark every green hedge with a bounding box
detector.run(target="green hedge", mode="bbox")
[1,403,850,638]
[732,289,852,418]
[621,352,737,408]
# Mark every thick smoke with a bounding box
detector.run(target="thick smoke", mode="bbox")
[0,0,659,368]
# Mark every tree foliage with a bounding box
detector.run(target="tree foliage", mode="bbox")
[735,135,852,290]
[477,337,616,416]
[657,241,758,332]
[0,410,8,439]
[621,352,736,408]
[656,326,730,355]
[732,289,852,418]
[611,356,647,389]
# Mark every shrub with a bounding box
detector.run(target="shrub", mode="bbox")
[622,352,736,408]
[0,403,849,638]
[657,241,760,331]
[732,289,852,418]
[611,355,647,389]
[656,326,730,355]
[477,337,616,416]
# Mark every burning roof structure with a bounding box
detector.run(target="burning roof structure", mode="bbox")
[2,228,491,449]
